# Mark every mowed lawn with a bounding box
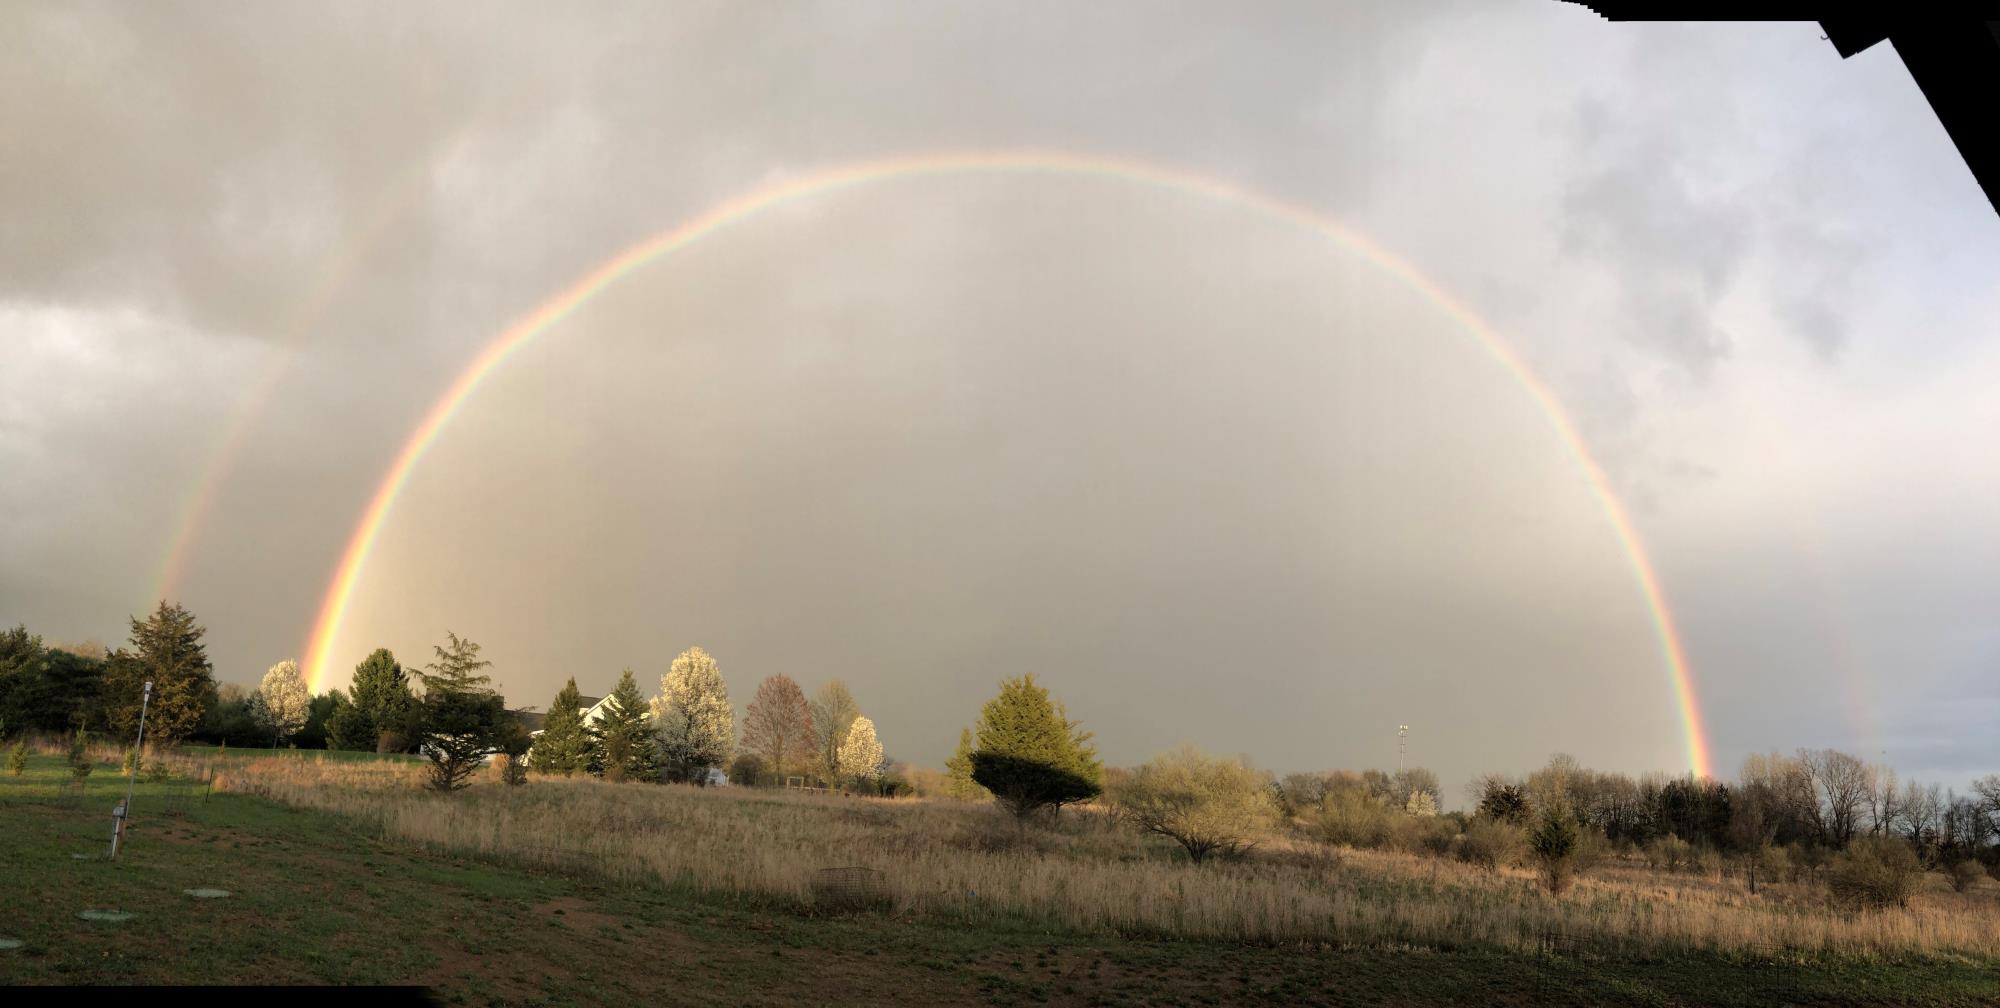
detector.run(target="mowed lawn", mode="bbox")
[3,754,1997,1007]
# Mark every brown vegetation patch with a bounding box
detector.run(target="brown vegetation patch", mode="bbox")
[532,895,623,933]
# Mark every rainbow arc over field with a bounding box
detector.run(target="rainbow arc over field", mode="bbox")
[297,149,1714,778]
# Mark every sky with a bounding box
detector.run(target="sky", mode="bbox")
[3,3,1996,798]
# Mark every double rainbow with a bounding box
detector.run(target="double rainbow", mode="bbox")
[294,150,1713,778]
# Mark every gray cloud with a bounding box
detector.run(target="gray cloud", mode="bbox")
[3,5,1995,795]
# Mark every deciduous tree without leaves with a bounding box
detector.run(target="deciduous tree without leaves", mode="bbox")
[809,680,860,787]
[742,674,815,784]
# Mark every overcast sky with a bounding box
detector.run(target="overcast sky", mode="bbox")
[3,3,1995,797]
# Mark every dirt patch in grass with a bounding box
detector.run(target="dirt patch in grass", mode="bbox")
[532,895,623,934]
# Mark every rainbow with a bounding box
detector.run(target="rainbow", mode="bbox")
[148,128,473,611]
[299,150,1713,778]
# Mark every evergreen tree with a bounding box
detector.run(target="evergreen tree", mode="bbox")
[944,726,990,801]
[590,669,657,782]
[529,677,593,776]
[1530,800,1581,895]
[971,674,1102,825]
[495,715,533,786]
[0,626,48,732]
[102,602,215,747]
[414,632,505,792]
[336,648,420,752]
[295,691,341,749]
[652,647,733,785]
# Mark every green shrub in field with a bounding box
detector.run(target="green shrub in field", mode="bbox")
[68,729,93,780]
[1827,835,1922,909]
[121,748,136,775]
[1529,803,1580,895]
[6,740,25,776]
[145,758,171,784]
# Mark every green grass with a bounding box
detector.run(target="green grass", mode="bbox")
[3,753,1996,1005]
[176,741,424,763]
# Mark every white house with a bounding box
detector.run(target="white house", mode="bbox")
[512,690,728,785]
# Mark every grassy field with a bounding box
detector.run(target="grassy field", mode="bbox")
[4,750,1999,1005]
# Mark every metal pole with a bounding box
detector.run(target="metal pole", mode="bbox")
[1398,724,1409,777]
[112,681,152,859]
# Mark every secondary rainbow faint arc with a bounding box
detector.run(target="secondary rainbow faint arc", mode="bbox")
[300,149,1714,778]
[149,127,475,610]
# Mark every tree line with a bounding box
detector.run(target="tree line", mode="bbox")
[7,604,1998,909]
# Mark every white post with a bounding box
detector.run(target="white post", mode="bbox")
[111,681,152,859]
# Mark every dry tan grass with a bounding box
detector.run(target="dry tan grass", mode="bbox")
[185,753,2000,961]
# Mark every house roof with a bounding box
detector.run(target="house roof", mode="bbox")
[511,709,547,733]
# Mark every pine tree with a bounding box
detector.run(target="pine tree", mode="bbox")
[591,670,657,783]
[529,677,593,776]
[971,674,1102,825]
[1531,799,1582,894]
[414,632,505,792]
[742,674,816,784]
[338,648,420,752]
[837,716,884,788]
[6,739,24,776]
[653,647,733,785]
[944,726,989,801]
[102,602,215,747]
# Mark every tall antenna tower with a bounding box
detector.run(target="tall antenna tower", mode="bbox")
[1398,724,1410,776]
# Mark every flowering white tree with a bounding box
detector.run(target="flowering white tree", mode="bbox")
[256,659,310,747]
[836,715,883,787]
[1405,790,1440,817]
[652,646,734,784]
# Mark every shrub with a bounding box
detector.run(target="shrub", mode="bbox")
[1529,805,1580,895]
[1456,818,1517,871]
[1398,814,1458,858]
[1645,835,1693,872]
[1110,745,1276,864]
[1827,835,1922,909]
[6,740,25,776]
[145,758,171,784]
[1946,859,1984,893]
[1304,790,1396,849]
[1693,844,1725,880]
[68,729,93,780]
